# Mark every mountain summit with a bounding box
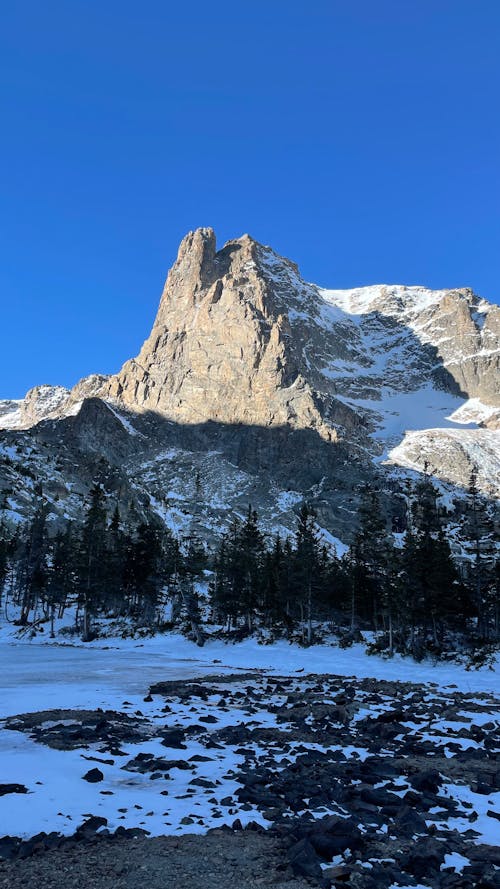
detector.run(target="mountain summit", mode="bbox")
[103,227,348,442]
[0,228,499,541]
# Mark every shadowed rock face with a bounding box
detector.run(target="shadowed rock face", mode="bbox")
[0,228,499,537]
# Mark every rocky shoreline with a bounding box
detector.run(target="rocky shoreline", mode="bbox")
[1,671,499,888]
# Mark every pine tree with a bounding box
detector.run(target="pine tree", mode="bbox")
[78,483,107,640]
[233,506,265,632]
[403,477,460,651]
[261,534,287,626]
[210,509,265,632]
[178,532,207,643]
[104,505,127,613]
[462,468,498,639]
[0,517,9,607]
[400,524,423,640]
[350,487,394,632]
[293,504,323,644]
[282,536,295,623]
[321,548,349,626]
[184,533,207,579]
[46,524,77,636]
[17,499,49,625]
[211,535,236,628]
[125,521,163,624]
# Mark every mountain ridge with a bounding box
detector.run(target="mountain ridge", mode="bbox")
[0,227,498,543]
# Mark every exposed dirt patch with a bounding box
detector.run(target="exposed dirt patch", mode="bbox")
[0,830,311,889]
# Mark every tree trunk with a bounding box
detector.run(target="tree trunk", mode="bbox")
[82,599,91,642]
[306,583,312,645]
[350,581,356,631]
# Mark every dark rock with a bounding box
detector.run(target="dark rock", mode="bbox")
[394,805,428,836]
[190,777,217,789]
[0,836,21,860]
[410,768,442,794]
[400,837,446,878]
[82,768,104,783]
[123,754,174,774]
[113,826,150,838]
[160,728,187,749]
[76,816,108,834]
[288,838,326,884]
[0,783,28,796]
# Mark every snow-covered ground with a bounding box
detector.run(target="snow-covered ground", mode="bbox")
[1,628,498,843]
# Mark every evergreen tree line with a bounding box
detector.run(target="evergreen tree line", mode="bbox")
[0,484,206,642]
[211,475,498,656]
[0,473,498,655]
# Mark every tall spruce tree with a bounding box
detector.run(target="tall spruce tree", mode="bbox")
[234,506,265,631]
[404,477,459,650]
[124,521,163,623]
[180,532,207,643]
[293,504,322,643]
[17,499,49,625]
[261,534,288,627]
[78,483,107,640]
[350,487,394,632]
[462,468,498,639]
[46,524,76,635]
[104,505,127,613]
[0,517,9,607]
[211,535,236,628]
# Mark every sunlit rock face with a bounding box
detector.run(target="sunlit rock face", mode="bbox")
[0,228,498,540]
[102,228,360,444]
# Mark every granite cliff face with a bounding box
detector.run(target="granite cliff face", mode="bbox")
[0,228,498,543]
[104,227,499,418]
[102,228,361,445]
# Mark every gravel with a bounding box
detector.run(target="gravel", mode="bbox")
[0,830,311,889]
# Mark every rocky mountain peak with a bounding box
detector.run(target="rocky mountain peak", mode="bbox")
[159,227,217,309]
[103,229,349,442]
[0,228,498,520]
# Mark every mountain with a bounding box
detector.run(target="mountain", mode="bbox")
[0,228,499,545]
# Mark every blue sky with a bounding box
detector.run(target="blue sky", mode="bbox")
[1,1,499,398]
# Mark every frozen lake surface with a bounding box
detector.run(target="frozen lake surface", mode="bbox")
[2,634,499,721]
[1,642,221,719]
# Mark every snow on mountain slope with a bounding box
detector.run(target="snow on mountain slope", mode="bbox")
[318,283,499,402]
[0,399,23,429]
[0,376,110,432]
[0,229,498,542]
[389,427,500,499]
[315,285,499,491]
[249,257,499,492]
[0,386,69,429]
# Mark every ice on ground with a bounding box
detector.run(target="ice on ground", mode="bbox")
[1,628,499,709]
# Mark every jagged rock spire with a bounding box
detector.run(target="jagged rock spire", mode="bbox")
[103,228,347,440]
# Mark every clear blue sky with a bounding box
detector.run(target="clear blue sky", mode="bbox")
[1,1,499,398]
